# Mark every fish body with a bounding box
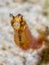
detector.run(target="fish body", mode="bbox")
[11,14,43,50]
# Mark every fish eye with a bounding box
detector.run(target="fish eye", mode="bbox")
[13,22,20,30]
[13,22,20,27]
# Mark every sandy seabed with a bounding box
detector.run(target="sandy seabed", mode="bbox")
[0,1,49,65]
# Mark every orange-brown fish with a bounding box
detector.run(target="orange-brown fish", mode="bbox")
[10,14,43,50]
